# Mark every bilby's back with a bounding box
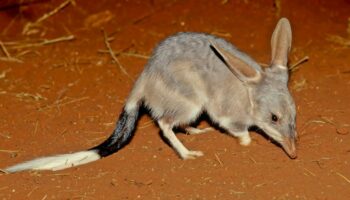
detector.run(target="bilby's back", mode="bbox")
[128,32,260,126]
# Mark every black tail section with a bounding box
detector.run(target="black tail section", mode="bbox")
[91,107,139,157]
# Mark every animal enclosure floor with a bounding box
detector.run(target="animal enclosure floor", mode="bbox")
[0,0,350,199]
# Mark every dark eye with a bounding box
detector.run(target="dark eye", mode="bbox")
[271,114,278,122]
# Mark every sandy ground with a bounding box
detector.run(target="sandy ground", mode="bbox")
[0,0,350,199]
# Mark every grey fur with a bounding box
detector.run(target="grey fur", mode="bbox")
[126,18,297,159]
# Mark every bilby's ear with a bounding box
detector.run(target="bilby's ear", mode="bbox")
[271,18,292,67]
[210,40,261,83]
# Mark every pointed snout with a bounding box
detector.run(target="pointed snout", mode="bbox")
[280,135,297,159]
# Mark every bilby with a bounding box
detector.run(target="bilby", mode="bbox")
[3,18,297,173]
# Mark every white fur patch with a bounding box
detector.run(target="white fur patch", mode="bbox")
[125,101,138,113]
[238,133,251,146]
[186,105,202,122]
[275,64,288,70]
[5,150,101,173]
[219,117,232,128]
[247,87,255,115]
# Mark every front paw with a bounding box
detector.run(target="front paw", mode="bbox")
[238,134,251,146]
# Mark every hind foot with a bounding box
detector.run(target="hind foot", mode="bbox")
[180,150,204,160]
[185,127,214,135]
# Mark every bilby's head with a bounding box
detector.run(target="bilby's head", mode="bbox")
[210,18,297,158]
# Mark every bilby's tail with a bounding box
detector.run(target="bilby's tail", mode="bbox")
[4,104,140,173]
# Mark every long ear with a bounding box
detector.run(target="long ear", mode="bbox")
[210,41,261,83]
[271,18,292,67]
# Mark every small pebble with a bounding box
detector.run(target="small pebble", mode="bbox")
[336,127,349,135]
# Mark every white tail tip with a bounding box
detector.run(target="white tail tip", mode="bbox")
[4,150,101,173]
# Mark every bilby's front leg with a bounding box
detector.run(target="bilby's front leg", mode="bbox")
[216,117,252,146]
[237,131,252,146]
[229,130,252,146]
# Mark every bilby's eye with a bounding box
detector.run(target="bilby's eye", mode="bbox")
[271,114,279,123]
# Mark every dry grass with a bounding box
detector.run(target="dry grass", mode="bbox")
[84,10,114,28]
[138,120,155,129]
[299,116,349,137]
[0,69,11,79]
[0,0,76,64]
[259,55,309,72]
[214,153,224,167]
[3,35,75,50]
[0,35,75,62]
[335,172,350,184]
[303,168,316,177]
[0,40,23,63]
[98,49,150,60]
[289,56,309,72]
[273,0,281,17]
[292,78,307,92]
[39,96,89,111]
[102,30,132,79]
[211,31,232,38]
[15,92,47,101]
[0,149,19,154]
[22,0,75,35]
[0,169,9,174]
[41,194,48,200]
[327,35,350,47]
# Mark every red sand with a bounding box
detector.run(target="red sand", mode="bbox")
[0,0,349,199]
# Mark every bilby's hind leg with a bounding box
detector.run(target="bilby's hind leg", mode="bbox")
[185,127,214,135]
[158,119,203,159]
